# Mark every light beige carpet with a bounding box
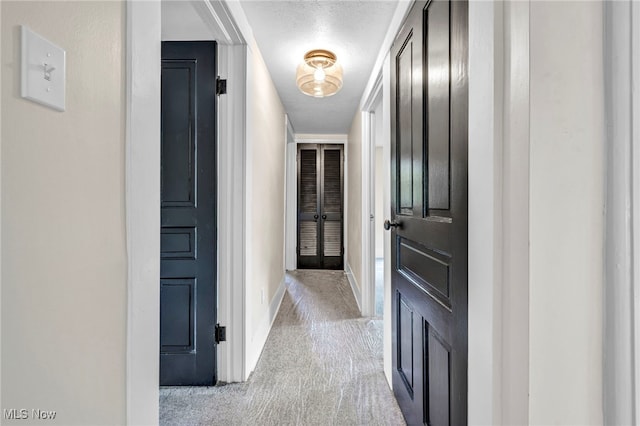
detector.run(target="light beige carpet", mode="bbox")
[160,270,405,426]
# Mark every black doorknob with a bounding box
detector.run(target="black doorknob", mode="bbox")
[384,220,400,231]
[322,215,327,220]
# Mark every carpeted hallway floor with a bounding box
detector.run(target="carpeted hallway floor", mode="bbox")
[160,269,405,425]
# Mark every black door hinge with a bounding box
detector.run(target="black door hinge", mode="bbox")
[215,324,226,343]
[216,77,227,95]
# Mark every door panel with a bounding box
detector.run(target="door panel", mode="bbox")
[297,144,344,269]
[298,146,321,267]
[426,0,452,212]
[160,41,218,386]
[320,145,344,269]
[390,1,468,424]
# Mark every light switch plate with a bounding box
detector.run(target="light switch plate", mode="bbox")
[21,26,66,111]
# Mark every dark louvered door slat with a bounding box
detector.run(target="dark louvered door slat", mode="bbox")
[323,149,341,213]
[320,146,343,268]
[297,147,320,267]
[297,144,343,269]
[300,150,318,214]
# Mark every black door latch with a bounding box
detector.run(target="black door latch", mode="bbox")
[215,324,226,343]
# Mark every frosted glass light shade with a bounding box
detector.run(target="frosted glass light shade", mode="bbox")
[296,49,343,98]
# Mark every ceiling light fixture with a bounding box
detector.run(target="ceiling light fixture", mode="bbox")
[296,49,343,98]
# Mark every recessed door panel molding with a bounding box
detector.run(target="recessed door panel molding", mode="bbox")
[396,31,416,216]
[426,0,452,213]
[398,295,415,396]
[426,323,452,426]
[160,278,196,352]
[161,227,197,259]
[161,61,197,208]
[297,144,344,270]
[390,0,468,424]
[398,237,451,308]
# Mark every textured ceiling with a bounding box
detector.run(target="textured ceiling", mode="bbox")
[240,1,398,134]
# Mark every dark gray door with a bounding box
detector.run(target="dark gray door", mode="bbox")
[160,41,217,386]
[297,144,344,270]
[389,1,468,424]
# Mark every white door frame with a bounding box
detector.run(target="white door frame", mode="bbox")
[125,3,161,424]
[360,62,393,383]
[284,116,296,271]
[127,0,531,424]
[285,133,347,273]
[126,1,247,424]
[603,1,640,423]
[356,1,530,423]
[361,74,384,318]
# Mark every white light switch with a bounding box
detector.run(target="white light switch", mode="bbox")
[21,25,66,111]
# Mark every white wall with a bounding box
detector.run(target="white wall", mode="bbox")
[529,1,604,424]
[1,2,127,424]
[244,41,287,376]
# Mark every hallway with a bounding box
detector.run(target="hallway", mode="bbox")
[160,270,404,425]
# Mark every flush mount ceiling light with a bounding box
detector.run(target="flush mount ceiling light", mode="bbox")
[296,49,343,98]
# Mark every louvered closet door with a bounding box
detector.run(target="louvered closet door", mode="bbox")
[320,145,344,269]
[297,144,344,270]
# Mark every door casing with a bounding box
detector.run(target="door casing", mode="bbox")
[296,143,345,270]
[125,1,530,424]
[285,134,347,272]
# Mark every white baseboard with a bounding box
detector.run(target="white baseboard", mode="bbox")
[345,263,362,314]
[245,276,287,377]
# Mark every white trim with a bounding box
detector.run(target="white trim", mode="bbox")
[360,81,384,319]
[343,141,349,276]
[222,0,255,50]
[633,2,640,417]
[468,1,505,424]
[0,2,4,411]
[216,43,247,383]
[381,54,393,386]
[360,111,374,317]
[243,41,255,381]
[295,133,347,144]
[283,116,288,272]
[345,263,362,313]
[191,0,243,45]
[289,133,348,273]
[285,119,297,271]
[500,1,530,423]
[127,2,249,422]
[603,1,639,423]
[126,1,161,424]
[361,72,384,318]
[245,277,287,375]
